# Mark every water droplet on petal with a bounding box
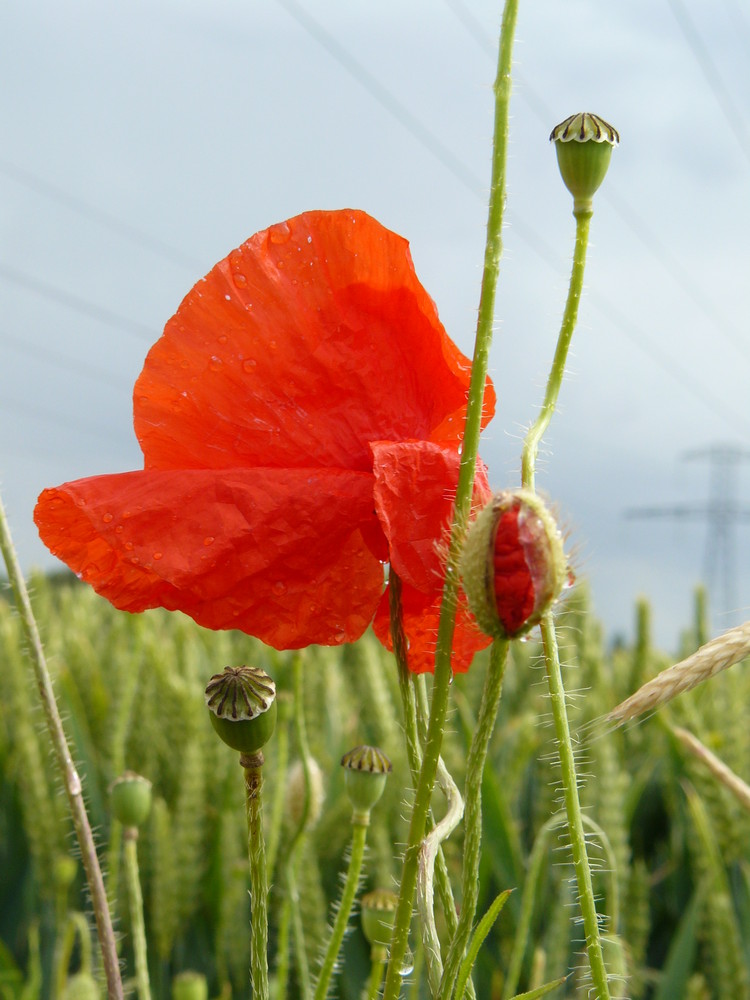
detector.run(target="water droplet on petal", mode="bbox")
[153,552,163,561]
[115,525,123,534]
[209,356,222,371]
[233,272,247,288]
[102,513,113,523]
[218,334,228,345]
[272,581,287,596]
[242,359,257,372]
[124,541,134,551]
[269,221,291,244]
[203,536,215,546]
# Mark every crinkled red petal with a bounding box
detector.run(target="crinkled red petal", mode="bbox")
[371,440,492,593]
[34,468,385,649]
[372,580,491,674]
[134,210,495,473]
[493,506,535,634]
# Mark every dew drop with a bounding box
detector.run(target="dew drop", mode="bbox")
[268,340,277,351]
[124,541,134,551]
[102,513,113,523]
[218,334,228,345]
[398,949,415,977]
[153,552,163,561]
[269,221,291,244]
[203,536,215,546]
[224,293,231,301]
[306,234,312,243]
[272,581,287,596]
[115,525,123,534]
[233,272,248,288]
[209,356,222,371]
[180,359,190,369]
[242,358,257,372]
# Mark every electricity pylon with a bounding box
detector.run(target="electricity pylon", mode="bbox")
[625,444,750,627]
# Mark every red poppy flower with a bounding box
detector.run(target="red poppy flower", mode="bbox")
[34,210,495,672]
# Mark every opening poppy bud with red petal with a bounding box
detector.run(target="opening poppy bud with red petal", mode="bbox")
[459,490,567,640]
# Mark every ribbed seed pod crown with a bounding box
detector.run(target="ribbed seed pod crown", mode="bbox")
[550,112,619,212]
[361,888,399,952]
[341,745,392,818]
[205,665,277,754]
[460,489,567,640]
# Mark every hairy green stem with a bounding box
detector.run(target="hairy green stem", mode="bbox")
[123,832,152,1000]
[521,209,592,492]
[382,3,518,993]
[365,951,387,1000]
[0,494,123,1000]
[439,639,509,999]
[313,820,369,1000]
[540,618,611,997]
[242,751,269,1000]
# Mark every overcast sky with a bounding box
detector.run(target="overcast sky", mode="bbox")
[2,0,749,650]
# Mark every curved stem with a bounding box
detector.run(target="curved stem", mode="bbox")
[540,616,610,999]
[0,494,123,1000]
[439,639,509,999]
[313,820,369,1000]
[382,2,519,992]
[241,751,269,1000]
[521,208,592,492]
[123,831,152,1000]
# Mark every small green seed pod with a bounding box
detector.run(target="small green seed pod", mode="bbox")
[550,112,619,214]
[61,974,99,1000]
[460,489,567,640]
[110,771,153,828]
[205,666,277,754]
[171,972,208,1000]
[361,888,399,956]
[341,745,392,821]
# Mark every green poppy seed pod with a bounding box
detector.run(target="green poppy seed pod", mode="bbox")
[285,757,325,830]
[460,489,567,640]
[205,665,277,754]
[361,888,399,957]
[171,972,208,1000]
[61,973,100,1000]
[110,771,152,828]
[54,854,78,892]
[341,745,392,822]
[550,112,619,214]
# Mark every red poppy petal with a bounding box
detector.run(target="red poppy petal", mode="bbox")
[372,581,491,674]
[134,210,495,473]
[34,468,384,649]
[371,440,492,593]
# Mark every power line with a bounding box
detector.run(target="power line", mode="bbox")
[667,0,750,169]
[0,158,201,270]
[0,261,155,341]
[277,0,750,436]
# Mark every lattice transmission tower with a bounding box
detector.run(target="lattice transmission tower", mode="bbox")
[625,444,750,626]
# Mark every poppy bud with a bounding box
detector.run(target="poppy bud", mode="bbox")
[460,489,567,640]
[110,771,153,829]
[171,972,208,1000]
[205,666,277,754]
[550,112,619,214]
[61,973,99,1000]
[361,888,399,957]
[341,745,392,823]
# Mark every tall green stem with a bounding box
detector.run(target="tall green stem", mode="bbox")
[521,208,592,492]
[0,494,123,1000]
[313,820,369,1000]
[382,3,518,993]
[438,639,509,999]
[519,193,611,997]
[242,751,269,1000]
[540,618,611,998]
[123,832,152,1000]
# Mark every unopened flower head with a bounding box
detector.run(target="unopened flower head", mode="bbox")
[550,112,619,213]
[460,490,567,640]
